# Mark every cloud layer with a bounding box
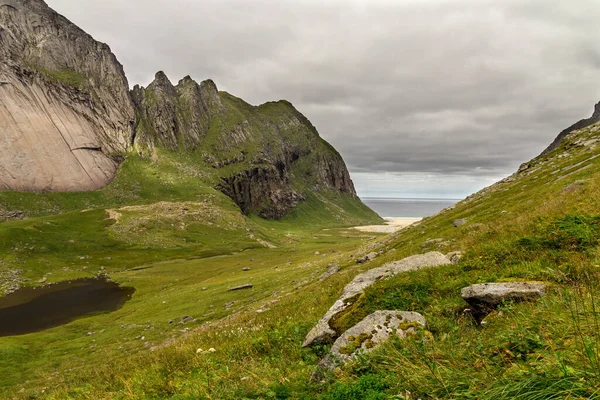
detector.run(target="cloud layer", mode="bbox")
[49,0,600,197]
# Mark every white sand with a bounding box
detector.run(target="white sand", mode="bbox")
[353,217,422,233]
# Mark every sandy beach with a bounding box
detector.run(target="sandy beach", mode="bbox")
[353,217,422,233]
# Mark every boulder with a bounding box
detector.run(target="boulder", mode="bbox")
[302,252,450,347]
[461,282,546,320]
[355,252,378,264]
[452,218,467,227]
[312,311,425,380]
[319,264,340,281]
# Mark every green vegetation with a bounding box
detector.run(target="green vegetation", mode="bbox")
[1,118,600,399]
[35,67,87,89]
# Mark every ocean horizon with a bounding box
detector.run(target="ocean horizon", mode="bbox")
[361,197,460,218]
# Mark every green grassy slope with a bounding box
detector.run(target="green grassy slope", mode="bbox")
[3,108,600,398]
[0,136,380,398]
[8,119,595,399]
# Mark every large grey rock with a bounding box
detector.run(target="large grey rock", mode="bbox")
[313,310,425,380]
[461,282,546,319]
[0,0,135,192]
[302,252,450,347]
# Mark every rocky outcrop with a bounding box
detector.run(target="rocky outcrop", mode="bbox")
[217,166,305,219]
[542,102,600,155]
[355,252,378,264]
[453,218,467,227]
[131,73,222,151]
[303,252,451,347]
[0,0,134,191]
[461,282,546,320]
[312,310,425,380]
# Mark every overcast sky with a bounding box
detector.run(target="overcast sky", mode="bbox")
[49,0,600,198]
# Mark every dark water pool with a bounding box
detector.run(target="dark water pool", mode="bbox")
[0,278,134,337]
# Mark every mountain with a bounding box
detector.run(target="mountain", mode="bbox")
[0,0,366,220]
[0,0,134,191]
[132,72,357,218]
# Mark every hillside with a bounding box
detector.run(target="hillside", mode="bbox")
[2,0,600,399]
[0,96,599,399]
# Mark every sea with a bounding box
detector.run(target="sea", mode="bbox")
[361,197,460,218]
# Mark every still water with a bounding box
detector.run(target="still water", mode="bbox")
[0,278,134,337]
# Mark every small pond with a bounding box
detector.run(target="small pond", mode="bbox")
[0,278,134,337]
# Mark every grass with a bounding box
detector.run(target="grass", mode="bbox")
[1,115,600,398]
[31,66,87,89]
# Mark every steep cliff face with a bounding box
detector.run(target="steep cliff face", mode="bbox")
[133,73,358,218]
[0,0,134,191]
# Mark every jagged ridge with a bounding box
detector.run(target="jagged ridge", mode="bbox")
[133,72,357,218]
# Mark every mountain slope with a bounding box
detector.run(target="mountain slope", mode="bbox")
[0,0,135,191]
[132,72,359,218]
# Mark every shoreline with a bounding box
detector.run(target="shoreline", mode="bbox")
[353,217,422,233]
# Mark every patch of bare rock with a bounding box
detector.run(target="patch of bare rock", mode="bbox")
[461,282,546,321]
[302,251,452,348]
[312,311,426,381]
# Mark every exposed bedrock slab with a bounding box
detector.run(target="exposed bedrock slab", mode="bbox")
[302,252,451,347]
[0,0,134,191]
[312,310,425,380]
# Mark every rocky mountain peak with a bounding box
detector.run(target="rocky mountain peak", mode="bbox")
[132,72,215,151]
[151,71,175,91]
[593,101,600,118]
[542,100,600,155]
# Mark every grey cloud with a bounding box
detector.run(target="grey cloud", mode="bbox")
[48,0,600,196]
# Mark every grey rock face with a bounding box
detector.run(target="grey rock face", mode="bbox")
[303,252,451,347]
[319,265,340,281]
[217,166,306,219]
[453,219,467,227]
[542,101,600,155]
[0,0,135,191]
[312,310,425,380]
[132,73,222,151]
[461,282,546,319]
